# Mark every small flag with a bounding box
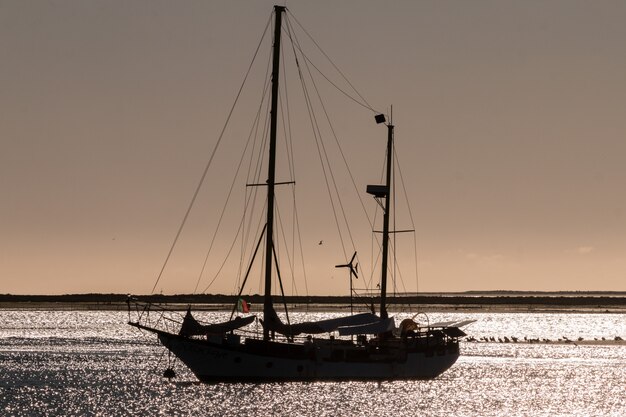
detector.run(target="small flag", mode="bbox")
[237,298,250,313]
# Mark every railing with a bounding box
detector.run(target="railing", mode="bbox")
[126,297,186,335]
[126,296,268,341]
[126,296,464,347]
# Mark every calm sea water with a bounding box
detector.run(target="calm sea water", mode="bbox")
[0,309,624,416]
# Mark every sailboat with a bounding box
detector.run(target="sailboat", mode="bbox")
[128,5,466,382]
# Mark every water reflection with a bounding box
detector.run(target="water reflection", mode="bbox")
[0,310,624,416]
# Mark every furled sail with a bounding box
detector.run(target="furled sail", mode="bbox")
[179,308,256,336]
[337,317,395,336]
[429,319,476,328]
[261,307,382,337]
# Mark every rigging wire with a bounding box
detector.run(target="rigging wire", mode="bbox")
[284,16,388,303]
[228,38,273,297]
[236,43,275,294]
[197,40,273,295]
[292,201,310,296]
[199,206,246,294]
[241,79,272,286]
[274,197,299,296]
[286,10,381,115]
[155,8,415,311]
[286,15,365,265]
[278,41,301,296]
[282,20,312,297]
[276,48,311,296]
[192,74,272,294]
[294,51,348,260]
[201,12,386,302]
[201,199,268,295]
[366,151,387,292]
[237,98,273,297]
[363,141,419,308]
[286,16,375,233]
[393,146,421,296]
[150,15,272,294]
[218,101,271,297]
[388,118,411,301]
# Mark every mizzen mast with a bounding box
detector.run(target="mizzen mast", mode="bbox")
[379,122,394,319]
[380,123,393,319]
[367,114,394,320]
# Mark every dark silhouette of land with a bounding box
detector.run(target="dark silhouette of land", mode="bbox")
[1,292,624,312]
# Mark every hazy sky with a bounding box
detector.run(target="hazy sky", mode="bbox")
[2,1,625,295]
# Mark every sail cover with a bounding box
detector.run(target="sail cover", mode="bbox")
[337,317,395,336]
[261,308,382,337]
[179,309,256,336]
[429,319,476,328]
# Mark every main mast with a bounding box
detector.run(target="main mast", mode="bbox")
[263,5,285,341]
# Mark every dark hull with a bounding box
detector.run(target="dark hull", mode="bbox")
[155,330,460,382]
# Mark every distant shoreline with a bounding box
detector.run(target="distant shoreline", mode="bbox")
[1,293,624,313]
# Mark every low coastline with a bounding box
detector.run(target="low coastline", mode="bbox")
[1,293,624,313]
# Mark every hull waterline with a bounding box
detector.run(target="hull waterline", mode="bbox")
[156,331,460,382]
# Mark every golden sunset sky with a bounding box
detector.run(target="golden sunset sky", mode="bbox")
[1,1,625,295]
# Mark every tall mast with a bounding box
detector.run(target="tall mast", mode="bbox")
[367,115,394,320]
[379,123,393,319]
[263,5,285,341]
